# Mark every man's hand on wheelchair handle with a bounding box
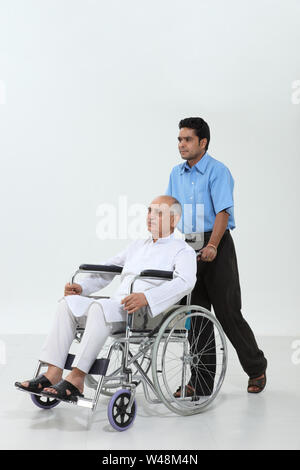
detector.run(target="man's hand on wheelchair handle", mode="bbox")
[64,282,83,296]
[121,293,148,314]
[197,245,217,262]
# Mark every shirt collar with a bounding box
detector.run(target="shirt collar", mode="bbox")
[180,151,210,175]
[150,231,175,244]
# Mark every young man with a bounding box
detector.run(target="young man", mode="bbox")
[15,195,197,401]
[166,117,267,394]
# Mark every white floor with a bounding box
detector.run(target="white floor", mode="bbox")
[1,334,300,450]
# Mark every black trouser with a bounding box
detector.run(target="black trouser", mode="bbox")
[185,230,267,391]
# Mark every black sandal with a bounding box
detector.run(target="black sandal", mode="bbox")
[15,374,52,394]
[247,371,267,394]
[41,379,84,403]
[174,384,196,398]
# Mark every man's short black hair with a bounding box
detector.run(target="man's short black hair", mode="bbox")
[179,117,210,150]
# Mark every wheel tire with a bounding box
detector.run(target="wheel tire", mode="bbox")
[31,393,60,409]
[107,389,137,431]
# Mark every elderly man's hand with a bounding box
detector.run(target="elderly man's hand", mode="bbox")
[121,293,148,314]
[64,282,83,296]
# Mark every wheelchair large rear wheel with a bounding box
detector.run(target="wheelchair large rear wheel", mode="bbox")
[152,305,227,416]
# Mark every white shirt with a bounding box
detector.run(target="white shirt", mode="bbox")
[62,232,197,323]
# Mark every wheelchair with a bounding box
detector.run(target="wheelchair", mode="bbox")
[23,261,228,432]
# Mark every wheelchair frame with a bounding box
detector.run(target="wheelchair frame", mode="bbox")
[29,263,227,428]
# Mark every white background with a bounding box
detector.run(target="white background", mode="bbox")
[0,0,299,335]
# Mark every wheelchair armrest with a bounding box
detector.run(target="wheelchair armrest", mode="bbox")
[79,264,123,274]
[139,269,173,279]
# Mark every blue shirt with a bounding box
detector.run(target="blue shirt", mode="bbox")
[166,152,235,233]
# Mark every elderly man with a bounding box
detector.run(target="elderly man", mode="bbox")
[15,195,196,402]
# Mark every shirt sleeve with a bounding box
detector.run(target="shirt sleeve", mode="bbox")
[78,242,134,296]
[209,164,234,215]
[165,172,173,196]
[143,246,197,318]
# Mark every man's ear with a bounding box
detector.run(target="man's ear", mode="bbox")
[171,212,180,228]
[200,137,207,150]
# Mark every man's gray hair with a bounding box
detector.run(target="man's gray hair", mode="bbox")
[169,197,182,217]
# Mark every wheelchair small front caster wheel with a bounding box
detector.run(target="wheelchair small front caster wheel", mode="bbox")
[107,389,137,431]
[31,393,60,409]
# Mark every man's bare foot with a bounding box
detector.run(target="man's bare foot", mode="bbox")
[43,368,85,396]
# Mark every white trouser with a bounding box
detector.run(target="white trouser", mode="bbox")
[39,298,114,374]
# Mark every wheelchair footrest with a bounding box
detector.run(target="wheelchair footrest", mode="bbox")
[64,354,110,376]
